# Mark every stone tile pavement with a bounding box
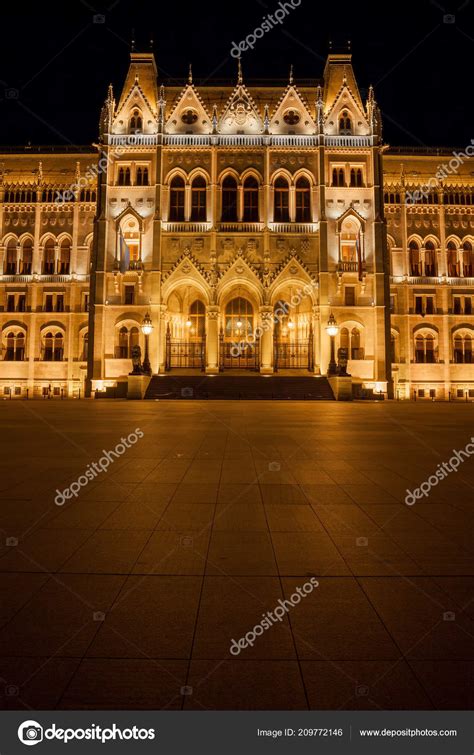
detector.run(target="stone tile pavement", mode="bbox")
[0,400,473,710]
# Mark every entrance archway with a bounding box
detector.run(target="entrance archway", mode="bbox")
[221,297,259,370]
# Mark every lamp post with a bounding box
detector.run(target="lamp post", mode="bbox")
[141,312,153,376]
[325,313,339,376]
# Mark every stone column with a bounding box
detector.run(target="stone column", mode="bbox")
[206,306,220,374]
[312,306,320,374]
[157,304,167,373]
[259,306,273,374]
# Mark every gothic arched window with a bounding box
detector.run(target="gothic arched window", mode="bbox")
[130,109,143,133]
[21,239,33,274]
[4,239,17,275]
[339,111,352,134]
[221,176,238,222]
[169,176,185,221]
[274,177,290,222]
[424,240,437,277]
[190,176,207,221]
[295,177,311,222]
[243,176,259,222]
[447,240,459,277]
[59,239,71,274]
[408,240,421,276]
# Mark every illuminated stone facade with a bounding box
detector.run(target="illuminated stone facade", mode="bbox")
[0,51,472,399]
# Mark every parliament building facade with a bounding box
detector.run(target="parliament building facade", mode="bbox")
[0,51,473,399]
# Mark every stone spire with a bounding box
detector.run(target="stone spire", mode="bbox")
[264,104,270,135]
[237,58,243,85]
[212,104,218,134]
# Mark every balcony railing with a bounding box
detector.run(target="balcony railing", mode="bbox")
[324,135,372,148]
[337,261,363,273]
[108,134,159,146]
[269,222,318,233]
[162,221,211,233]
[217,222,264,232]
[270,135,318,147]
[391,275,474,286]
[0,275,33,283]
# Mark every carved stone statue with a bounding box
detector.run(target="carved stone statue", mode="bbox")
[130,344,143,375]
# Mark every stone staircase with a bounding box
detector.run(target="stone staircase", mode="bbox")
[144,374,335,400]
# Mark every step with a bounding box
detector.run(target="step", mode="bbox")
[144,375,335,400]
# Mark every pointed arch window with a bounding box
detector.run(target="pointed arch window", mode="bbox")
[408,240,421,276]
[21,239,33,274]
[332,167,345,187]
[187,300,206,338]
[169,176,185,221]
[3,331,25,361]
[390,332,398,364]
[43,331,64,361]
[43,239,56,274]
[462,241,473,277]
[117,327,129,358]
[339,328,349,353]
[350,168,364,187]
[116,326,140,358]
[118,166,131,186]
[130,109,143,133]
[5,239,17,275]
[339,111,352,134]
[351,328,363,359]
[225,298,253,340]
[447,241,459,277]
[243,176,259,222]
[424,240,437,277]
[81,332,89,362]
[221,176,238,222]
[338,327,364,359]
[274,177,290,222]
[453,333,472,363]
[415,333,436,364]
[136,166,149,186]
[295,177,311,222]
[59,239,71,274]
[190,176,207,221]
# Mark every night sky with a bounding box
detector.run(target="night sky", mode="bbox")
[0,0,472,148]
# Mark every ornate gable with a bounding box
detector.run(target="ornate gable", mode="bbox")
[113,82,157,135]
[324,81,369,136]
[218,85,264,135]
[161,250,210,300]
[218,250,262,284]
[166,85,212,134]
[270,253,315,289]
[270,86,315,135]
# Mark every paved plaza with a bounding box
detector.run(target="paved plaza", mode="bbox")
[0,399,473,711]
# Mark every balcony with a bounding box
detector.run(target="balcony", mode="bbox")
[337,261,364,273]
